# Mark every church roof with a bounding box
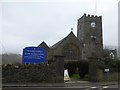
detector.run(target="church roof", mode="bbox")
[38,41,49,50]
[51,39,63,49]
[51,31,78,49]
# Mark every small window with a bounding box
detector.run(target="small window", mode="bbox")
[91,35,96,41]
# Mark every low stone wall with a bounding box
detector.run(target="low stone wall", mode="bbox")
[2,63,63,83]
[97,69,119,82]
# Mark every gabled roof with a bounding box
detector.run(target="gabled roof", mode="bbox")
[38,41,49,50]
[51,31,79,49]
[51,39,63,49]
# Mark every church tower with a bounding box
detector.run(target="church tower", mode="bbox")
[77,13,103,60]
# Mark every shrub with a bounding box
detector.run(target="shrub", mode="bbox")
[97,58,120,72]
[78,60,89,78]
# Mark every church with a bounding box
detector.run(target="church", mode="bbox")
[38,13,103,62]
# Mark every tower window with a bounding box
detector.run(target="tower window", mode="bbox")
[90,35,96,39]
[91,36,96,41]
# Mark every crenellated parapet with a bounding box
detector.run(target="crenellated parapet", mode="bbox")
[78,13,102,25]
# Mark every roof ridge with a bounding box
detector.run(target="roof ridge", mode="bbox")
[51,31,78,49]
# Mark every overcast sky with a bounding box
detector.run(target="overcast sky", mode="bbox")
[1,0,119,54]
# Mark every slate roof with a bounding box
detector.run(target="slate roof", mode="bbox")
[51,31,78,49]
[38,41,49,50]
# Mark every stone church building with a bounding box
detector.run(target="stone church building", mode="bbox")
[38,13,103,62]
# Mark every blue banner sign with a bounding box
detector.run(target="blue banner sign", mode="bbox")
[22,47,46,64]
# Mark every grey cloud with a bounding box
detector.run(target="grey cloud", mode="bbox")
[1,1,119,54]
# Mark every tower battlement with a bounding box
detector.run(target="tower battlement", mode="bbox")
[84,13,102,18]
[78,13,102,24]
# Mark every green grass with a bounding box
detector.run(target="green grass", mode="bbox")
[70,74,80,79]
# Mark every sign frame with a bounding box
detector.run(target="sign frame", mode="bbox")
[22,47,46,64]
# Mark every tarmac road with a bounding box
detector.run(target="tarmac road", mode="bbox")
[2,86,119,90]
[2,83,119,90]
